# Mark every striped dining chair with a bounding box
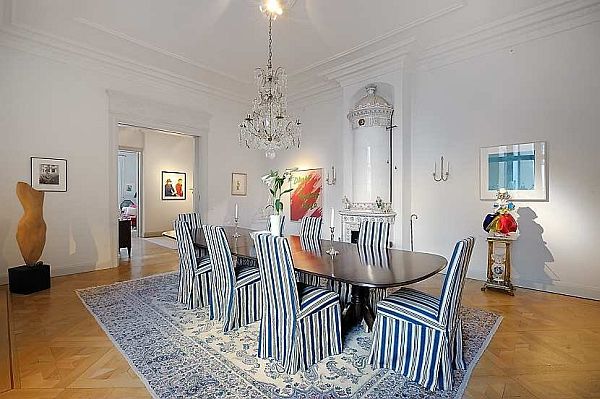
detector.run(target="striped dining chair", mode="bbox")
[174,220,212,309]
[202,225,262,332]
[297,217,323,286]
[266,214,286,236]
[332,220,391,309]
[369,237,475,391]
[176,212,206,257]
[357,219,390,247]
[253,233,343,374]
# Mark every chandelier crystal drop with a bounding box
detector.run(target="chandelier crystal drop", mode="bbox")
[240,5,300,159]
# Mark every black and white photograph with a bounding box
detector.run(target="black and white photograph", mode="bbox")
[31,157,67,192]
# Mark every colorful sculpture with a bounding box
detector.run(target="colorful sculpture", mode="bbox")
[16,182,46,266]
[483,189,518,235]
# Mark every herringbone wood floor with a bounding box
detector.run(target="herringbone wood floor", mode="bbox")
[1,237,599,398]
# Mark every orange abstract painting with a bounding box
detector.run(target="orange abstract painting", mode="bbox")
[290,168,323,221]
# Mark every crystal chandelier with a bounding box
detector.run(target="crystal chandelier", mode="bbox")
[239,1,301,159]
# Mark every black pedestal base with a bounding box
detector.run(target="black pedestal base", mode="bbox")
[8,264,51,295]
[341,285,375,333]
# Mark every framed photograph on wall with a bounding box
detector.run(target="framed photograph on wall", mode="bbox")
[31,157,67,192]
[162,171,186,200]
[289,168,323,222]
[231,172,247,196]
[480,141,547,201]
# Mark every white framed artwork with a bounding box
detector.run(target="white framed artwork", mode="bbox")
[480,141,547,201]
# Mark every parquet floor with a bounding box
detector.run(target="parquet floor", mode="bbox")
[1,237,599,398]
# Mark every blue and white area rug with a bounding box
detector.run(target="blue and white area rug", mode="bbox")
[77,272,502,399]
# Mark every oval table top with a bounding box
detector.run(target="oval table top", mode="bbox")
[174,226,447,289]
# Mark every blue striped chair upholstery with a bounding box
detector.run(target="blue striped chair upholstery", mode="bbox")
[176,213,207,257]
[357,244,390,311]
[332,220,392,308]
[253,233,343,374]
[297,217,323,286]
[357,220,390,247]
[369,237,475,391]
[174,221,212,309]
[202,224,262,332]
[299,216,322,239]
[266,214,286,236]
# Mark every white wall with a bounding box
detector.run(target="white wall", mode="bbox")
[0,45,265,282]
[411,22,600,299]
[267,94,344,237]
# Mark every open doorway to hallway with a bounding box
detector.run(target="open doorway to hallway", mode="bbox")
[117,124,197,256]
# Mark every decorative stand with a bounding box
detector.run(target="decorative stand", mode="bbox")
[482,235,517,295]
[325,227,339,256]
[232,216,241,238]
[8,263,51,294]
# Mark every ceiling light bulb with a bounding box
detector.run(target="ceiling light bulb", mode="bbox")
[260,0,283,16]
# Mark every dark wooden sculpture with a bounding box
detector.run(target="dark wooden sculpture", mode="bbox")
[16,182,46,266]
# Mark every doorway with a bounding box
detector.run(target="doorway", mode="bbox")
[118,149,141,237]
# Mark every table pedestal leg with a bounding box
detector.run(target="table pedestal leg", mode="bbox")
[341,285,375,333]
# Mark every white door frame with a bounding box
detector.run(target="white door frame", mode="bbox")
[107,90,211,267]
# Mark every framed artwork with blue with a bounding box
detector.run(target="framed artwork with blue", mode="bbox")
[480,141,547,201]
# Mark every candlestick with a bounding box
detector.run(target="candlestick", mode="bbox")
[325,226,339,256]
[233,216,240,238]
[235,204,239,219]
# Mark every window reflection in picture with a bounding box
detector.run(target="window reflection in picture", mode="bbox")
[480,142,547,201]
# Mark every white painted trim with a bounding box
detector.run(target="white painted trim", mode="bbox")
[0,261,115,285]
[0,0,250,103]
[107,90,212,268]
[417,0,600,71]
[289,2,465,77]
[73,17,249,86]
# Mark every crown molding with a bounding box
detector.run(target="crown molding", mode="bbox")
[289,2,465,78]
[74,17,249,86]
[417,0,600,71]
[0,0,250,103]
[319,38,413,87]
[108,90,211,135]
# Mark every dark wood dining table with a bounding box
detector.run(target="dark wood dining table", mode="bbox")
[164,226,447,331]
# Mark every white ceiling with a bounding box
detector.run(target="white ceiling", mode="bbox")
[10,0,459,82]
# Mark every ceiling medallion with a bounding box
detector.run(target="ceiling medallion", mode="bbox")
[240,0,301,159]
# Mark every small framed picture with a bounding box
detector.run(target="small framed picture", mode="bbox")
[31,157,67,192]
[231,173,247,196]
[162,171,186,200]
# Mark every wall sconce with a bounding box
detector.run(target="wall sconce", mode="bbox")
[433,156,449,182]
[326,166,336,185]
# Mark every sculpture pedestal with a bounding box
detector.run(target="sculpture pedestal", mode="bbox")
[8,264,51,294]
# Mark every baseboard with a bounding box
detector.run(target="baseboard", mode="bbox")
[143,231,164,238]
[0,261,116,286]
[511,278,600,301]
[0,286,13,393]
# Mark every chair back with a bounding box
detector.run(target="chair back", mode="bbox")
[266,215,286,235]
[357,244,389,268]
[357,220,390,248]
[177,212,201,231]
[253,233,300,361]
[437,237,475,329]
[202,225,236,320]
[299,236,321,256]
[299,216,322,240]
[174,220,198,273]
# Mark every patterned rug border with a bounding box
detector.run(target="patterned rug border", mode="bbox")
[76,272,503,399]
[454,314,502,398]
[76,273,178,399]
